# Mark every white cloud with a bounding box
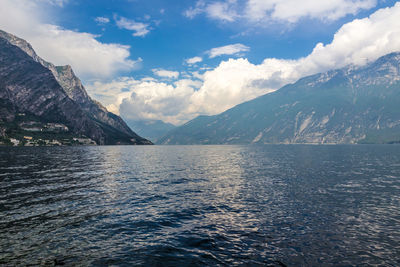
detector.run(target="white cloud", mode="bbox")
[191,71,205,80]
[185,0,239,21]
[115,16,151,37]
[185,0,377,23]
[152,69,180,79]
[32,25,142,79]
[184,0,207,19]
[206,0,239,22]
[86,78,133,115]
[186,56,203,64]
[0,0,139,80]
[191,2,400,115]
[208,43,250,58]
[246,0,377,23]
[119,79,202,123]
[87,78,202,124]
[95,17,110,24]
[39,0,69,7]
[90,2,400,125]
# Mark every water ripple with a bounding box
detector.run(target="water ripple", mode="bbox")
[0,145,399,266]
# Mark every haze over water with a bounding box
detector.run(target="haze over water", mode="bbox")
[0,145,399,266]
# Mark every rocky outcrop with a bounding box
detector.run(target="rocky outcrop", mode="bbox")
[158,53,400,144]
[0,30,151,145]
[53,64,137,138]
[0,29,142,140]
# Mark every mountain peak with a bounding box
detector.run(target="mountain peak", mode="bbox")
[159,52,400,145]
[0,29,151,145]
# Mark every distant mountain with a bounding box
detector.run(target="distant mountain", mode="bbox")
[0,30,151,145]
[125,119,175,143]
[158,52,400,145]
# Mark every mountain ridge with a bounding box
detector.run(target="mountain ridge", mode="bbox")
[0,30,138,138]
[0,29,151,145]
[125,119,176,143]
[158,52,400,145]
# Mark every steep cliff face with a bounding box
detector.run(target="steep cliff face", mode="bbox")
[0,30,151,145]
[158,53,400,145]
[53,64,137,138]
[0,29,138,139]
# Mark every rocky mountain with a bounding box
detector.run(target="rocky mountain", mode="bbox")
[0,30,151,145]
[158,52,400,145]
[125,119,176,143]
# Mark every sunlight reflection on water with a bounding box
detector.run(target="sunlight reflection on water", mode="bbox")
[0,145,399,266]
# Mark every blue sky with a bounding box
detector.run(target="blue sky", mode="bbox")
[53,0,395,77]
[1,0,400,124]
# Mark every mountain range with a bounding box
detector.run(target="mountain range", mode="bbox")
[125,119,175,143]
[158,52,400,145]
[0,30,151,145]
[2,29,399,146]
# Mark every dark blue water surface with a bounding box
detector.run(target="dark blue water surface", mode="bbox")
[0,145,399,266]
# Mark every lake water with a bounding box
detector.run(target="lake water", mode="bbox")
[0,145,399,266]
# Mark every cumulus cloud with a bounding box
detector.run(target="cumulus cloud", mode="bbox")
[208,43,250,58]
[185,0,377,23]
[31,25,141,79]
[90,2,400,124]
[0,0,139,80]
[186,56,203,64]
[87,78,202,124]
[152,69,180,79]
[115,16,151,37]
[95,17,110,24]
[119,79,202,123]
[295,2,400,70]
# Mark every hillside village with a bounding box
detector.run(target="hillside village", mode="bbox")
[0,114,96,146]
